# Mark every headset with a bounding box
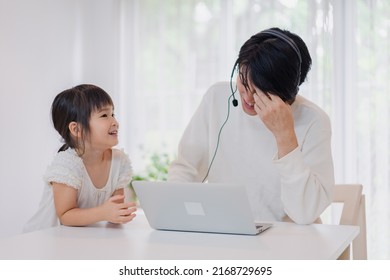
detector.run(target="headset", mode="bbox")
[202,29,302,182]
[231,29,302,106]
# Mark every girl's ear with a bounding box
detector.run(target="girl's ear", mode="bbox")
[68,122,81,138]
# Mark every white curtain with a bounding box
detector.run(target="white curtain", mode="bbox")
[117,0,389,259]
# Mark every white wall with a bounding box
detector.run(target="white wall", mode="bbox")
[0,0,123,237]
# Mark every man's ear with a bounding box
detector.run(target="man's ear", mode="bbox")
[68,122,81,137]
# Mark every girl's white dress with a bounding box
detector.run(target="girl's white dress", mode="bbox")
[23,148,133,233]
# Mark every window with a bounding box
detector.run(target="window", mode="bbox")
[117,0,389,259]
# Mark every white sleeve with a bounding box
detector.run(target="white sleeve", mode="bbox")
[115,149,133,189]
[273,117,334,224]
[43,149,84,190]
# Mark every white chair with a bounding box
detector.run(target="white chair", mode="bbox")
[333,184,367,259]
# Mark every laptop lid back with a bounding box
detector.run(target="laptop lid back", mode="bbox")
[132,181,260,235]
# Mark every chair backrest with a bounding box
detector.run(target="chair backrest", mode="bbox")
[333,184,367,260]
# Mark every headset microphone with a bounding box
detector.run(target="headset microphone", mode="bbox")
[202,62,238,182]
[230,62,239,107]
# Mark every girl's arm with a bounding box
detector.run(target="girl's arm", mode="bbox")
[52,183,136,226]
[112,188,125,202]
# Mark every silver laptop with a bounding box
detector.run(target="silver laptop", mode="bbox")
[132,181,272,235]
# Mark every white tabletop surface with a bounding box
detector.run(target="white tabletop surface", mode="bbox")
[0,211,359,260]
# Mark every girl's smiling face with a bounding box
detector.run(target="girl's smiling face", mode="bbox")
[87,105,119,150]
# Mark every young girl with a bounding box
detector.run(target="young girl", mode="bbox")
[23,84,136,232]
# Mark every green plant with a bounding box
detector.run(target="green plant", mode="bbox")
[132,152,172,182]
[129,151,173,201]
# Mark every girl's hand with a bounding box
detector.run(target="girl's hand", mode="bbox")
[101,195,137,224]
[253,89,298,158]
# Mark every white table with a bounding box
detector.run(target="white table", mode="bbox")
[0,212,359,260]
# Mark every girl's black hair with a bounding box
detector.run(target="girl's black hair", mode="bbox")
[234,27,312,104]
[51,84,114,153]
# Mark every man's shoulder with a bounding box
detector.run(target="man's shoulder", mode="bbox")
[203,81,231,102]
[294,95,331,127]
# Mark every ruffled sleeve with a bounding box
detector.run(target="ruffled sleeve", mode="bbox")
[114,149,133,189]
[43,149,84,190]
